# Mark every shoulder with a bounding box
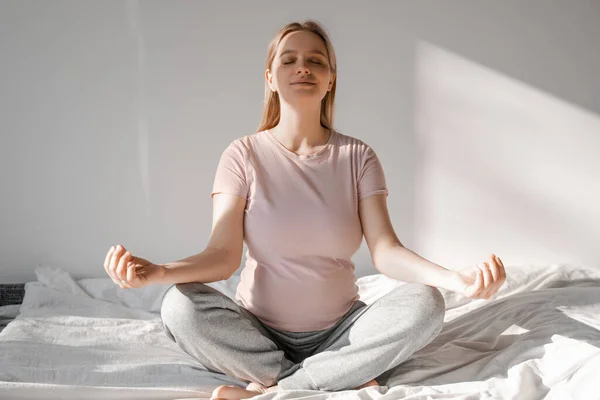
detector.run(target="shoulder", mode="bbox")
[223,131,268,155]
[334,129,379,160]
[218,132,261,162]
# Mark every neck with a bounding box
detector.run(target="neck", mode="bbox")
[271,102,329,149]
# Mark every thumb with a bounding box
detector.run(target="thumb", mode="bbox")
[465,268,483,297]
[463,265,480,279]
[128,255,146,265]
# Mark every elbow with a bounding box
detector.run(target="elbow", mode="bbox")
[213,263,238,282]
[204,246,241,281]
[224,253,242,280]
[371,242,404,272]
[224,266,239,280]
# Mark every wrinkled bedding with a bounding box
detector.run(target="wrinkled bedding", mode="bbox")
[1,263,599,399]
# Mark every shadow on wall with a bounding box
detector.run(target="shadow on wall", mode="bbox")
[412,41,600,270]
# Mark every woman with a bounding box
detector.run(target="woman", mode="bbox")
[104,20,506,400]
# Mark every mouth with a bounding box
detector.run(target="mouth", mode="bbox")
[291,82,316,86]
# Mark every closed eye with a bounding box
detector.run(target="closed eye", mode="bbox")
[282,59,325,65]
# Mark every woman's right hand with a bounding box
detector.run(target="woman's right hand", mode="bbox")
[104,244,165,289]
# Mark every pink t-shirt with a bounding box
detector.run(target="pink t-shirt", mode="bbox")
[210,128,388,332]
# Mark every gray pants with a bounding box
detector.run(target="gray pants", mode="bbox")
[160,281,445,391]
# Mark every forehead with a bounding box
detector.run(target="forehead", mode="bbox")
[277,30,327,56]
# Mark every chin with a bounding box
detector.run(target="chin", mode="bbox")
[286,91,326,100]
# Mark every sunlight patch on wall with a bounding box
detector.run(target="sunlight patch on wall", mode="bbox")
[413,41,600,269]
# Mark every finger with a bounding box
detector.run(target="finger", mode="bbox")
[126,262,137,284]
[104,246,116,275]
[108,245,125,284]
[116,251,131,281]
[479,263,492,298]
[486,258,498,290]
[122,254,138,289]
[479,262,490,296]
[488,256,500,282]
[475,269,485,297]
[109,245,135,289]
[488,258,502,298]
[467,268,483,298]
[494,254,507,281]
[118,260,136,289]
[105,246,124,288]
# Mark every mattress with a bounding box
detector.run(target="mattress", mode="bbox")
[1,263,599,399]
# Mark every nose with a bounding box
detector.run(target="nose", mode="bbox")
[296,68,310,76]
[296,61,311,75]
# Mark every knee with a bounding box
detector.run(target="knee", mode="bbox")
[419,284,445,311]
[160,283,220,331]
[385,283,445,327]
[407,283,445,332]
[160,284,186,331]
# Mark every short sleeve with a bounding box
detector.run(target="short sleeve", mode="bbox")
[357,146,388,201]
[211,141,249,199]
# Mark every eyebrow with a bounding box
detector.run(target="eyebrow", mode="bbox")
[279,49,327,57]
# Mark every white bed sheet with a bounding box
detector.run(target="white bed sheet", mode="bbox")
[1,263,599,399]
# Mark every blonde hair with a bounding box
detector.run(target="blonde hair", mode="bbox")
[256,20,338,133]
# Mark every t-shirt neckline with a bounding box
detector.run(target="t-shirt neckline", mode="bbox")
[265,128,336,161]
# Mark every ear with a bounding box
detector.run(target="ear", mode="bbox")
[328,73,336,90]
[265,69,275,92]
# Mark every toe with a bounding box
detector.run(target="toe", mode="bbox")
[211,384,262,399]
[245,381,267,393]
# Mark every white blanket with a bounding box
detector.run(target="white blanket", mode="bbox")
[1,264,599,399]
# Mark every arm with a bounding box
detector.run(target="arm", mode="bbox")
[160,247,239,285]
[358,194,458,292]
[160,192,247,284]
[370,242,457,291]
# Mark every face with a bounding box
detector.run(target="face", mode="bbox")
[266,30,335,106]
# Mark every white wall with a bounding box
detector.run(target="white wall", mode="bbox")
[1,0,599,283]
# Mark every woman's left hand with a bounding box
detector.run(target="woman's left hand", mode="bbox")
[451,254,507,299]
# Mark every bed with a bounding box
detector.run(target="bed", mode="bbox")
[1,263,599,399]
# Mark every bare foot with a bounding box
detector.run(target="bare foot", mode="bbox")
[210,384,260,399]
[354,378,379,390]
[210,382,278,400]
[210,379,376,398]
[246,382,281,393]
